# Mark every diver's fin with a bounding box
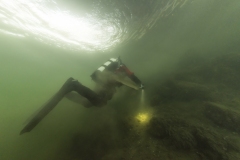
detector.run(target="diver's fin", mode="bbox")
[20,77,102,135]
[20,90,65,135]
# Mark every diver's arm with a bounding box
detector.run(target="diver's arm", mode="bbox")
[128,74,144,89]
[128,74,142,86]
[119,64,144,89]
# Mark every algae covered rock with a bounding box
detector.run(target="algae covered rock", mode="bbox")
[193,126,240,160]
[204,102,240,133]
[147,117,197,149]
[147,116,239,160]
[146,52,240,159]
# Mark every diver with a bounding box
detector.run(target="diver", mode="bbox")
[20,57,144,135]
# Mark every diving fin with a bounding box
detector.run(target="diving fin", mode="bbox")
[20,90,65,135]
[20,77,102,135]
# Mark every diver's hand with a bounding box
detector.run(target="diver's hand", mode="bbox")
[139,84,144,90]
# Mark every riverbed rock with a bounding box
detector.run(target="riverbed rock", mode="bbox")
[204,102,240,133]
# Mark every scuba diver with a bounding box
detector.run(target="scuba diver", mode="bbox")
[20,57,144,135]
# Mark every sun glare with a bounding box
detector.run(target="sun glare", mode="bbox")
[0,0,119,51]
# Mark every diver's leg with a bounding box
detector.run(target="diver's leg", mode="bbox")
[65,92,93,108]
[20,78,104,135]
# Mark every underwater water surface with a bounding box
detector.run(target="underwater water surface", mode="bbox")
[1,0,240,159]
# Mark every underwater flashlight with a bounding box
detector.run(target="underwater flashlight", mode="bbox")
[139,84,144,90]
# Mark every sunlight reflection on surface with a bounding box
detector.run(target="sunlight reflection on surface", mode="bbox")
[0,0,119,52]
[0,0,190,52]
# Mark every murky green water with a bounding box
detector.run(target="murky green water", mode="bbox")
[1,0,240,159]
